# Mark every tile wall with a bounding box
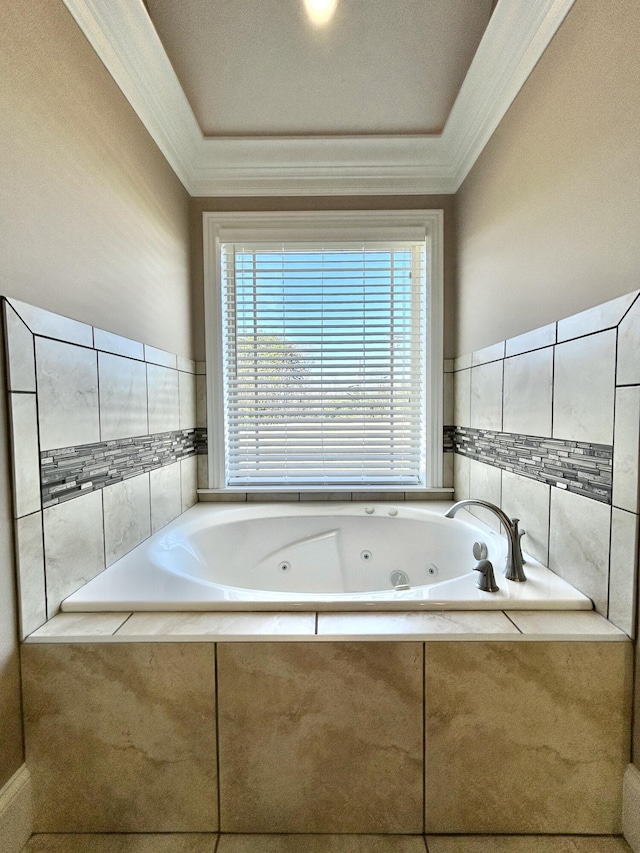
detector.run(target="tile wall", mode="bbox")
[452,289,640,636]
[2,297,206,638]
[20,634,632,835]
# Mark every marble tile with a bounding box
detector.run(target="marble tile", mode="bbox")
[217,642,423,833]
[43,489,105,616]
[144,344,177,369]
[180,455,198,511]
[468,459,502,531]
[8,393,41,517]
[425,642,632,833]
[217,836,427,853]
[609,507,639,637]
[196,373,207,428]
[453,367,470,429]
[443,452,454,489]
[177,355,197,374]
[98,352,148,441]
[613,386,640,514]
[299,491,353,501]
[552,330,616,444]
[557,290,639,343]
[198,454,209,490]
[199,490,247,502]
[505,610,626,638]
[549,488,612,615]
[24,835,219,853]
[8,297,93,347]
[503,347,553,437]
[116,612,316,640]
[501,470,550,565]
[22,643,218,832]
[3,301,36,391]
[178,370,197,430]
[443,372,453,426]
[453,453,470,501]
[427,836,631,853]
[103,474,151,565]
[35,337,100,450]
[27,612,131,641]
[470,361,503,432]
[453,353,472,371]
[617,294,640,385]
[317,611,518,638]
[246,491,299,502]
[147,364,180,434]
[472,341,505,366]
[93,328,144,360]
[15,512,46,638]
[149,463,182,533]
[505,322,556,357]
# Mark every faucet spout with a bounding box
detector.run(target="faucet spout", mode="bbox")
[444,499,527,582]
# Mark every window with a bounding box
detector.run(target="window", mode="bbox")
[204,211,443,491]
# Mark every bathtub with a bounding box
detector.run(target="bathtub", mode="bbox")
[61,502,592,612]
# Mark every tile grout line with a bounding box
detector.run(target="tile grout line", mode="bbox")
[214,644,222,834]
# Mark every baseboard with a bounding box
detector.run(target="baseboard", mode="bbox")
[624,763,640,852]
[0,765,32,853]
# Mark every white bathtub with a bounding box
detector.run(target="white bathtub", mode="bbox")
[61,502,592,612]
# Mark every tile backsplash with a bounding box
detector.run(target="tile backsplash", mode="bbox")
[3,297,205,637]
[452,289,640,636]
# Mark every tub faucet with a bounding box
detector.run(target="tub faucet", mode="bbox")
[444,499,527,582]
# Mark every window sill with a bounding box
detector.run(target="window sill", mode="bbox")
[196,487,454,503]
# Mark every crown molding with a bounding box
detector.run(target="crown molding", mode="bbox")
[62,0,575,197]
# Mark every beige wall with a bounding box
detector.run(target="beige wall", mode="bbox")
[0,0,192,358]
[189,195,457,361]
[0,0,191,787]
[455,0,640,356]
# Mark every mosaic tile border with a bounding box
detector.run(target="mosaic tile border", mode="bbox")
[453,426,613,504]
[40,428,203,508]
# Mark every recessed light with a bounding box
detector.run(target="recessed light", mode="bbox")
[304,0,338,26]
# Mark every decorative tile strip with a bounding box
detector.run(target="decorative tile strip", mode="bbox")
[195,426,207,454]
[454,426,612,504]
[443,424,456,453]
[41,428,199,508]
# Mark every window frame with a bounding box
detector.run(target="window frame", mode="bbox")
[203,209,444,492]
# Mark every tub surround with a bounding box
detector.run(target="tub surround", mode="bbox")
[2,297,203,638]
[24,608,627,644]
[452,289,640,637]
[21,635,632,835]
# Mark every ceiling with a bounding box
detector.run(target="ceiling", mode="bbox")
[61,0,575,196]
[143,0,493,138]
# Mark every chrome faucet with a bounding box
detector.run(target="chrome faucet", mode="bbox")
[444,499,527,582]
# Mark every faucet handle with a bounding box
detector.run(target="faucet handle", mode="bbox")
[474,559,499,592]
[510,518,526,565]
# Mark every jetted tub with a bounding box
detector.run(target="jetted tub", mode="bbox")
[62,502,592,612]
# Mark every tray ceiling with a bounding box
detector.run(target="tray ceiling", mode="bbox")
[61,0,575,196]
[143,0,493,138]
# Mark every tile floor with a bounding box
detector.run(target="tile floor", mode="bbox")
[20,834,633,852]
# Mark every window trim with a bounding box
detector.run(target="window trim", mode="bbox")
[203,209,444,491]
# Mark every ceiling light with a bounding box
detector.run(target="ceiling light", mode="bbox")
[304,0,338,26]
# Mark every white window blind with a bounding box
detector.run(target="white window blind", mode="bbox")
[220,241,428,486]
